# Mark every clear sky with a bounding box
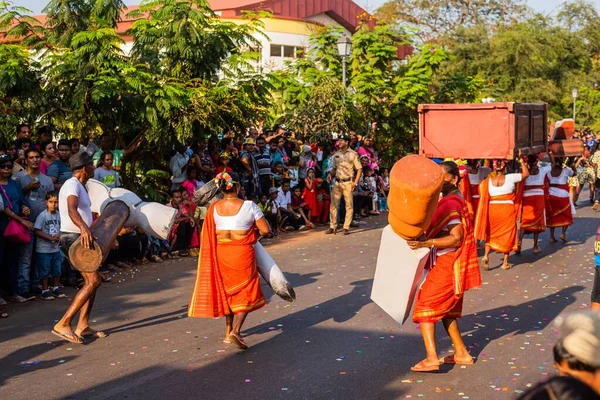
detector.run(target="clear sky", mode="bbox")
[9,0,600,15]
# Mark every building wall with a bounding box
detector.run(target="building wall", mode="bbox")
[117,16,351,72]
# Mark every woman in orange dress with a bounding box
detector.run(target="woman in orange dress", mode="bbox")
[460,160,491,223]
[408,161,482,372]
[546,152,575,243]
[188,172,271,349]
[518,156,551,254]
[475,157,529,271]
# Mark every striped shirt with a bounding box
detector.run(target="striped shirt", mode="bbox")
[254,149,272,177]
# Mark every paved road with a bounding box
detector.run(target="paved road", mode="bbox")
[0,204,597,400]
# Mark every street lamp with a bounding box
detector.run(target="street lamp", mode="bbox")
[337,35,352,101]
[572,88,578,122]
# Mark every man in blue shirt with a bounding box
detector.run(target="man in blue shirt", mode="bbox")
[47,139,72,191]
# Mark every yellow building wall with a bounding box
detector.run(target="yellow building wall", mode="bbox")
[221,17,321,36]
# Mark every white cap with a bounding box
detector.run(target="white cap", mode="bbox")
[555,311,600,367]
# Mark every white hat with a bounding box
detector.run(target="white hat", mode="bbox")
[556,311,600,367]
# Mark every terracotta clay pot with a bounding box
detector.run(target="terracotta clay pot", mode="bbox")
[388,155,444,240]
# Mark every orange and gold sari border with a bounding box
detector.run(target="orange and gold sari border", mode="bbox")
[230,298,266,314]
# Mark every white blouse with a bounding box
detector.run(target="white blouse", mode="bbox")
[488,173,522,197]
[524,166,551,197]
[547,169,574,198]
[214,201,264,230]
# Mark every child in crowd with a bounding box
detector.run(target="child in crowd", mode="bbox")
[291,186,314,229]
[34,192,65,300]
[288,157,300,188]
[302,167,319,223]
[258,192,277,236]
[215,152,233,174]
[378,168,389,211]
[94,150,120,188]
[365,167,380,215]
[180,188,199,256]
[182,166,204,199]
[315,178,330,224]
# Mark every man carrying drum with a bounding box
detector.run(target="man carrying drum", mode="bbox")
[52,152,107,344]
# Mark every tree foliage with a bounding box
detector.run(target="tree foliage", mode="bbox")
[376,0,527,43]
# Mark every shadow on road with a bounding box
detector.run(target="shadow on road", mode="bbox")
[0,342,77,387]
[462,285,584,358]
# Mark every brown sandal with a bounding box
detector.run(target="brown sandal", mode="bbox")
[229,333,248,350]
[410,360,440,372]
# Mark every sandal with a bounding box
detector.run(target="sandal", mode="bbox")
[439,355,474,365]
[52,329,84,344]
[76,328,107,340]
[229,333,248,350]
[560,235,568,243]
[410,360,440,372]
[515,241,522,254]
[151,255,163,263]
[1,311,7,318]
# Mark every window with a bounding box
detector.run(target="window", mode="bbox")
[269,44,306,59]
[270,44,282,57]
[283,45,295,58]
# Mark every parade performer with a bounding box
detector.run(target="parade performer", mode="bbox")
[188,172,271,350]
[408,161,482,372]
[547,152,575,243]
[518,156,551,254]
[475,156,529,271]
[53,153,106,344]
[460,160,491,222]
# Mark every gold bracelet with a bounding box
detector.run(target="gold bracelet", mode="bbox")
[431,239,435,248]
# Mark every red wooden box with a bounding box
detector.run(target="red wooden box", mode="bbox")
[418,103,548,160]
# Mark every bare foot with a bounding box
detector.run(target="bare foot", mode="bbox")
[482,257,489,271]
[550,237,557,243]
[501,264,512,270]
[532,247,542,254]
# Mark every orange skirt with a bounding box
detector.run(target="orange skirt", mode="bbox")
[413,252,464,323]
[521,195,546,233]
[487,202,517,253]
[217,243,266,314]
[547,196,573,228]
[472,197,480,220]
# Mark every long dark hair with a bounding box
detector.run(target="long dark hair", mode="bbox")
[440,161,461,185]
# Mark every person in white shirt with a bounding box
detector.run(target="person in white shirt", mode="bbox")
[53,152,106,345]
[475,156,529,271]
[547,152,576,243]
[518,156,552,254]
[170,144,192,190]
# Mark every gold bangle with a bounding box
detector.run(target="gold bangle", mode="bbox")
[431,239,435,248]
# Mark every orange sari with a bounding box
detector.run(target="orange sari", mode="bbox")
[520,178,551,233]
[547,184,573,228]
[188,202,266,318]
[459,174,475,223]
[413,193,482,323]
[474,178,522,253]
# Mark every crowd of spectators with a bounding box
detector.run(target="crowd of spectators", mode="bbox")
[0,123,388,315]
